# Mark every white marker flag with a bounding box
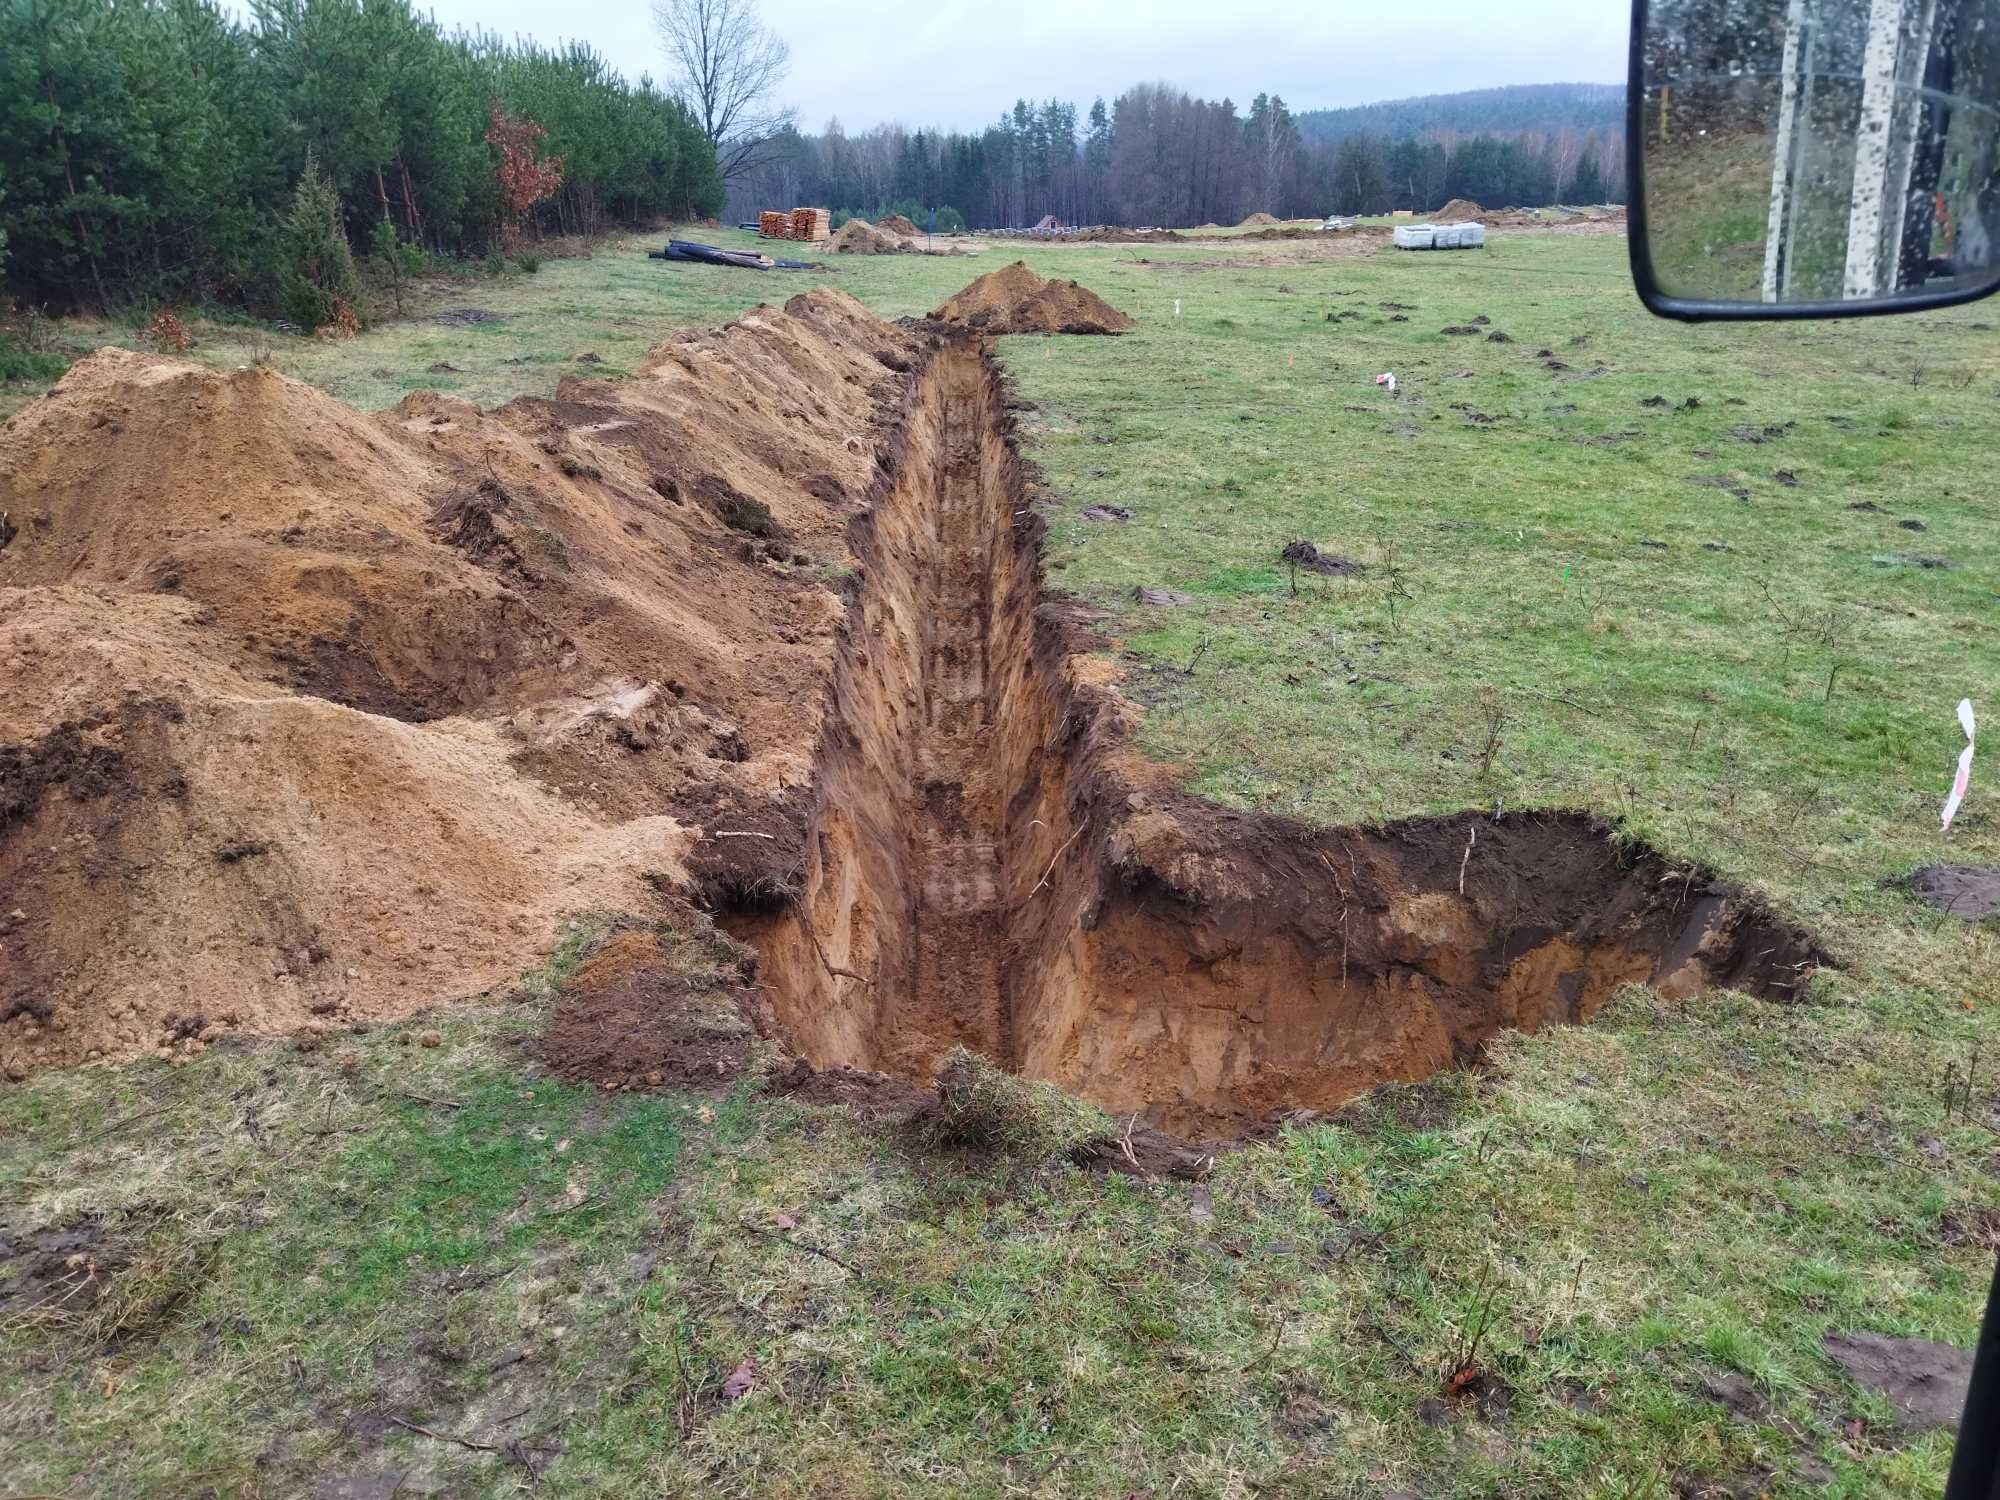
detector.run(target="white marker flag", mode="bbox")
[1942,698,1976,833]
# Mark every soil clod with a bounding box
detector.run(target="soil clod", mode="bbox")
[1281,540,1363,576]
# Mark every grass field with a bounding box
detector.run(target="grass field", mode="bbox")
[3,224,1996,1498]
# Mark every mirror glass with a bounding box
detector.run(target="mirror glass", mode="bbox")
[1639,0,2000,309]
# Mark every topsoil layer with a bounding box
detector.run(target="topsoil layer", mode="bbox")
[928,261,1137,335]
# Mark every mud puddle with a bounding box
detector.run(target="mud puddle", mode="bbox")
[712,344,1820,1138]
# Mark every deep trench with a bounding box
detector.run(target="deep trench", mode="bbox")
[727,344,1822,1137]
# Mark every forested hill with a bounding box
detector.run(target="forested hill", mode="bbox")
[1297,83,1626,144]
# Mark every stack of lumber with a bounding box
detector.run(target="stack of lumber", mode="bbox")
[789,207,831,243]
[758,211,790,239]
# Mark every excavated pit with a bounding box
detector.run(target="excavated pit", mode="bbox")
[725,344,1824,1137]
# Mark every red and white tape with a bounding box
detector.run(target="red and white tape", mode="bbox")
[1942,698,1976,833]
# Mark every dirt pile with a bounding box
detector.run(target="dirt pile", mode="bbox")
[832,218,907,254]
[0,290,923,1073]
[1238,211,1281,226]
[877,214,920,236]
[928,261,1137,335]
[1435,198,1487,222]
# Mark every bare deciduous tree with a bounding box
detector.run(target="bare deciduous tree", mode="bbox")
[652,0,797,182]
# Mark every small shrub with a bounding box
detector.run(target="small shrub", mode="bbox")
[720,494,778,536]
[486,99,565,247]
[517,251,543,274]
[370,216,428,316]
[557,452,601,480]
[483,250,506,277]
[915,1048,1109,1160]
[0,346,67,382]
[312,294,361,341]
[144,307,191,353]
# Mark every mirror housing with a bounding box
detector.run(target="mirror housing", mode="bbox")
[1628,0,2000,319]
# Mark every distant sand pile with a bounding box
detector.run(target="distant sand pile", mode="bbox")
[1238,211,1281,227]
[877,214,920,236]
[1435,198,1487,222]
[928,261,1136,335]
[832,218,906,254]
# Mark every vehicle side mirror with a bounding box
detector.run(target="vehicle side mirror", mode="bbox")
[1628,0,2000,319]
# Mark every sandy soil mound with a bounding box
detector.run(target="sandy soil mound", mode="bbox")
[1435,198,1487,222]
[928,261,1136,335]
[832,218,906,254]
[1238,211,1280,227]
[877,214,920,236]
[0,290,926,1073]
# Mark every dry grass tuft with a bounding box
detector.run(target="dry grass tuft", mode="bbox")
[4,1229,210,1346]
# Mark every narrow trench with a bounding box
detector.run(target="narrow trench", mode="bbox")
[908,368,1012,1070]
[726,343,1822,1138]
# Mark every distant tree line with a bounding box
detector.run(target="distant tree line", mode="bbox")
[1,0,725,313]
[726,84,1626,230]
[1295,82,1626,145]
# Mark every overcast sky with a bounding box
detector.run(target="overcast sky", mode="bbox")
[410,0,1626,131]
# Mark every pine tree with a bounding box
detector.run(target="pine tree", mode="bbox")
[1570,152,1607,205]
[276,153,360,333]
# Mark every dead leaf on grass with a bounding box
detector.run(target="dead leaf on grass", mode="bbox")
[721,1356,757,1401]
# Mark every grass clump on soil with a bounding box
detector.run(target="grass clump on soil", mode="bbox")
[915,1046,1110,1159]
[719,492,779,536]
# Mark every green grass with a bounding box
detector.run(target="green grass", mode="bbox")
[3,225,1996,1497]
